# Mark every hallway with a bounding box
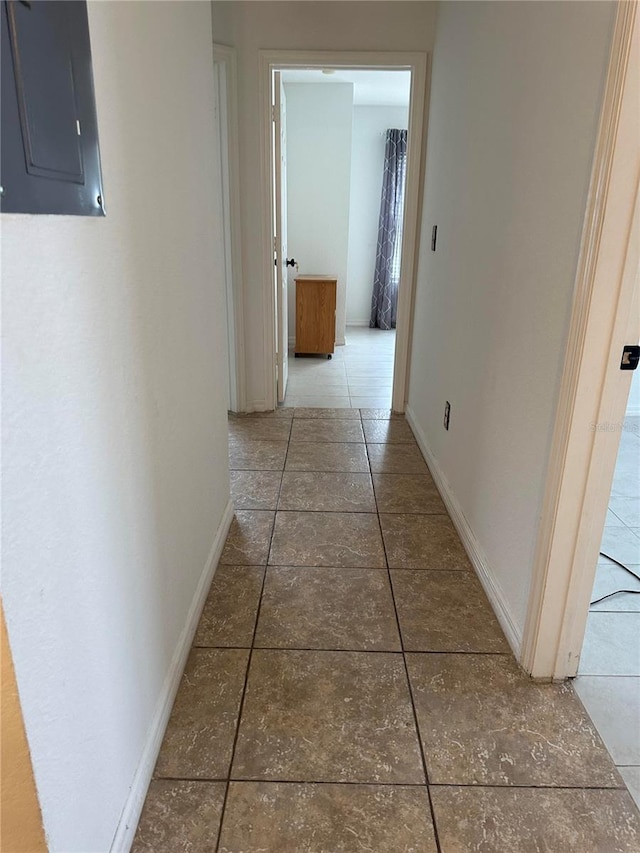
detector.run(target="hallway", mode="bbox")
[132,408,639,851]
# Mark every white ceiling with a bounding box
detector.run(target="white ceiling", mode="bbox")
[281,69,411,107]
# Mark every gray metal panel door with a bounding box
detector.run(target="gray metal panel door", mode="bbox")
[1,0,104,215]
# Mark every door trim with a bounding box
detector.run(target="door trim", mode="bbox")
[213,43,246,413]
[258,50,429,411]
[521,2,639,680]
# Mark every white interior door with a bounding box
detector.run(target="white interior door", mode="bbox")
[273,72,289,404]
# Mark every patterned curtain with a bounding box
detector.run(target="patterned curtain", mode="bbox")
[370,129,408,330]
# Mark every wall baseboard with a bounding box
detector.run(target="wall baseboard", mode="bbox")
[405,406,523,658]
[345,319,370,327]
[245,399,269,413]
[109,499,235,852]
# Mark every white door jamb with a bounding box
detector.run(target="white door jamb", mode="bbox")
[213,43,246,413]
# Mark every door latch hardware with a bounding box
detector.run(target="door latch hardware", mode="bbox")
[620,345,640,371]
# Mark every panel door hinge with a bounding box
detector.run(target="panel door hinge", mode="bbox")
[620,345,640,371]
[271,104,277,122]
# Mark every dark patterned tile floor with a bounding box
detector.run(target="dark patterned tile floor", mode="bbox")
[132,408,639,852]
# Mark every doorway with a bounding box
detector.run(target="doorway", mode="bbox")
[279,69,410,408]
[574,371,640,807]
[260,51,429,412]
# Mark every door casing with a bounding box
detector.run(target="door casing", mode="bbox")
[213,43,246,413]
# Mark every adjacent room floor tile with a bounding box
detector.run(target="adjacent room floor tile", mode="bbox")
[619,767,640,810]
[391,570,509,653]
[349,396,393,409]
[601,526,640,565]
[406,653,620,787]
[232,649,424,783]
[228,418,291,442]
[285,442,370,473]
[285,396,352,408]
[220,511,275,566]
[287,378,348,389]
[610,432,640,497]
[347,370,394,381]
[590,559,640,611]
[193,566,264,648]
[290,418,365,443]
[255,567,400,651]
[574,676,640,765]
[269,511,385,567]
[155,649,249,779]
[230,470,282,510]
[579,612,640,675]
[607,508,628,527]
[362,419,416,444]
[380,513,471,570]
[132,780,226,853]
[218,782,436,853]
[348,383,393,397]
[228,439,287,471]
[278,472,375,512]
[373,473,446,514]
[287,387,350,399]
[609,497,640,528]
[430,786,640,853]
[367,443,429,474]
[294,407,361,419]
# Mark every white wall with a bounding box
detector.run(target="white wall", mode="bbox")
[210,0,438,409]
[407,1,615,644]
[1,2,231,850]
[346,105,409,326]
[284,83,354,346]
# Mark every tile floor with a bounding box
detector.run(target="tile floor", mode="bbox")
[284,325,395,409]
[575,414,640,810]
[133,408,640,851]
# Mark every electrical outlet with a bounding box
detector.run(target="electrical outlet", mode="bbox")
[444,401,451,430]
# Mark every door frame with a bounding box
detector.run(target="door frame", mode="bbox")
[521,2,639,680]
[258,50,429,411]
[213,43,246,413]
[273,72,289,404]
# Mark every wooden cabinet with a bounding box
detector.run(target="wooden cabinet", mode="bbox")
[294,275,337,357]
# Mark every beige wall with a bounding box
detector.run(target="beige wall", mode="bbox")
[1,604,46,853]
[407,1,615,644]
[2,2,231,849]
[211,0,438,409]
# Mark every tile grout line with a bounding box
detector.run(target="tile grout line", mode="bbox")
[153,776,629,791]
[366,436,444,853]
[214,460,286,853]
[191,643,513,655]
